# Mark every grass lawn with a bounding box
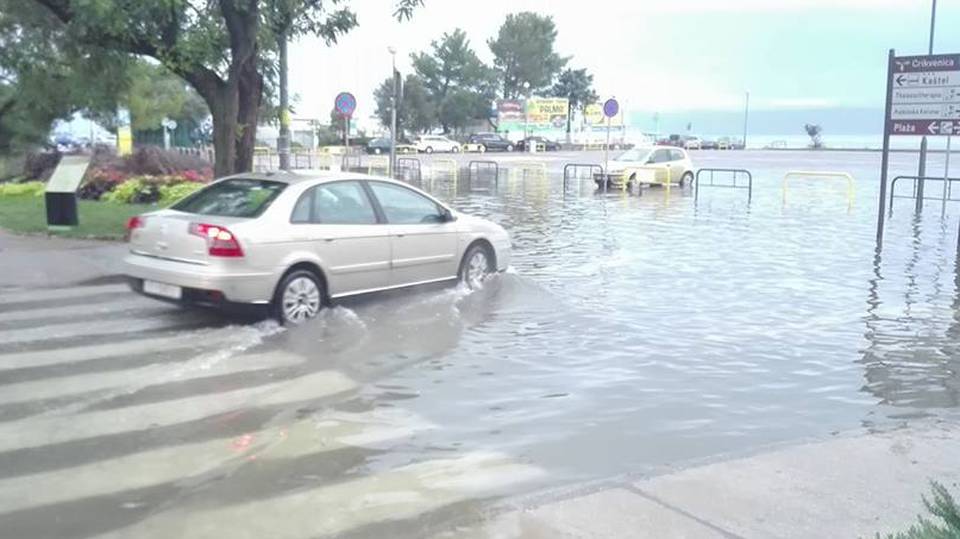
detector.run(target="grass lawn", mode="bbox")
[0,196,155,240]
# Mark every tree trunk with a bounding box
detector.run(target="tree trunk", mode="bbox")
[207,85,238,178]
[234,59,262,174]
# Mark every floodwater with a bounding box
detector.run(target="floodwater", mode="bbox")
[3,150,960,537]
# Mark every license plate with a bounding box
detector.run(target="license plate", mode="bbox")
[143,280,182,300]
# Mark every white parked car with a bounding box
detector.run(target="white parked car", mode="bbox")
[595,146,695,190]
[123,172,511,324]
[415,135,461,154]
[683,136,702,150]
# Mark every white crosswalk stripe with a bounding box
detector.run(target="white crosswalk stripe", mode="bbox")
[0,283,539,538]
[0,283,129,304]
[0,296,162,323]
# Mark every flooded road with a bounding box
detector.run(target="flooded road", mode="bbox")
[3,150,960,537]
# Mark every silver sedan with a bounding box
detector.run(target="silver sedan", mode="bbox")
[123,172,511,324]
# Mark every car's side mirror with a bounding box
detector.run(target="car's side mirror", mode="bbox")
[442,208,456,222]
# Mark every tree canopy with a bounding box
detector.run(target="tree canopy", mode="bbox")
[27,0,422,175]
[488,12,568,100]
[550,68,598,134]
[0,0,129,152]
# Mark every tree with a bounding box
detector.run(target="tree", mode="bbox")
[0,1,130,152]
[28,0,422,176]
[804,123,823,149]
[373,74,435,137]
[123,62,209,131]
[550,68,597,136]
[488,12,568,99]
[411,28,493,132]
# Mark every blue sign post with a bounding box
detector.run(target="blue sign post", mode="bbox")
[602,98,620,191]
[334,92,357,160]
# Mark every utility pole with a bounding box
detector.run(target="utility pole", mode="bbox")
[388,47,397,178]
[277,28,291,171]
[917,0,936,207]
[742,91,750,149]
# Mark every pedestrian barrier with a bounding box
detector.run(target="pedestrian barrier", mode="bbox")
[366,156,389,176]
[695,168,753,203]
[509,162,547,182]
[467,160,499,191]
[395,157,422,183]
[888,175,960,215]
[563,163,604,190]
[783,171,855,206]
[253,147,274,172]
[429,158,459,180]
[618,165,672,193]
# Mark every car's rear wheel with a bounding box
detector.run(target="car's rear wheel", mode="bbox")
[452,146,460,153]
[479,145,487,153]
[425,147,434,154]
[373,148,382,155]
[506,144,514,152]
[273,269,324,325]
[459,244,494,289]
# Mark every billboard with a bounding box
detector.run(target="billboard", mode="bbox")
[496,98,569,134]
[584,102,624,127]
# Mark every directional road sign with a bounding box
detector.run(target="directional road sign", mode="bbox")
[887,53,960,136]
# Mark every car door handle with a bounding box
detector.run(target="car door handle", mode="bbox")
[395,234,405,238]
[323,238,335,242]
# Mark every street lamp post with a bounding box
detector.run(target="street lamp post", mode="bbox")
[522,82,531,143]
[388,47,397,179]
[917,0,937,209]
[742,91,750,150]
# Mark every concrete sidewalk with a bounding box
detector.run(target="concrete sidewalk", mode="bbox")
[444,421,960,538]
[0,229,127,288]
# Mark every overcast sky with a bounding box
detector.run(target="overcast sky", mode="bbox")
[287,0,959,131]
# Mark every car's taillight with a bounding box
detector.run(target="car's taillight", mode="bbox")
[125,216,145,241]
[188,223,244,258]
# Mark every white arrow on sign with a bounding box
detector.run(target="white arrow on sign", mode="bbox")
[929,122,940,134]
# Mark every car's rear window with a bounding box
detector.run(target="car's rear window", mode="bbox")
[172,178,286,217]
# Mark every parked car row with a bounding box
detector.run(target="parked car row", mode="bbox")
[366,133,563,155]
[656,135,744,150]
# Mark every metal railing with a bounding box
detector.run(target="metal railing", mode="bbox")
[366,156,389,176]
[509,162,547,182]
[563,163,604,190]
[695,168,753,203]
[467,160,499,191]
[783,170,855,206]
[429,158,459,182]
[888,175,960,215]
[395,157,422,183]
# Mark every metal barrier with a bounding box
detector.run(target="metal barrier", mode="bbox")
[783,171,855,206]
[366,156,389,176]
[509,162,547,182]
[395,157,422,183]
[253,147,274,172]
[619,165,672,194]
[467,160,499,191]
[888,175,960,215]
[563,163,604,190]
[695,168,753,203]
[430,158,459,180]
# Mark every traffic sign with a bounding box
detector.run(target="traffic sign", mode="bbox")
[603,98,619,118]
[335,92,357,117]
[887,53,960,135]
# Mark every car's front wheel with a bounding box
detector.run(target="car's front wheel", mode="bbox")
[452,146,460,153]
[373,148,382,155]
[506,144,514,152]
[273,269,324,325]
[478,145,487,153]
[425,147,434,154]
[680,171,694,188]
[459,244,494,289]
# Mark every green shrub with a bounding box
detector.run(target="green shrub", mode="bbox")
[0,181,46,197]
[159,181,203,206]
[883,482,960,539]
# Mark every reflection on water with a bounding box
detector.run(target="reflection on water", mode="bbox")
[302,151,960,483]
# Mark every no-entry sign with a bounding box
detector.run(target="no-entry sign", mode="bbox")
[887,53,960,136]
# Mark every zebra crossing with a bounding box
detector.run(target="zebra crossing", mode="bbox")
[0,282,543,538]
